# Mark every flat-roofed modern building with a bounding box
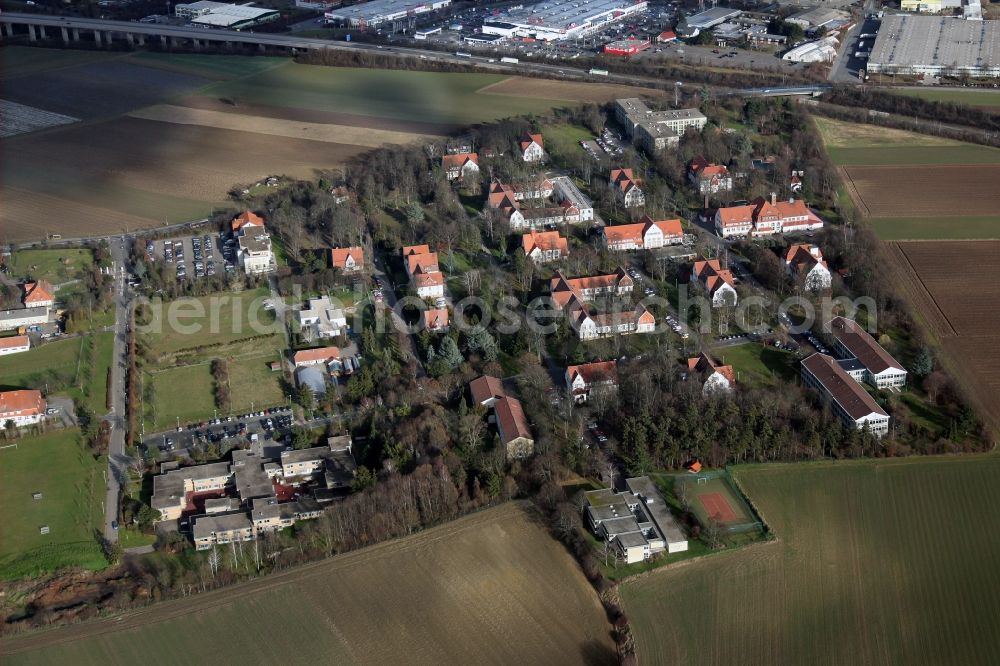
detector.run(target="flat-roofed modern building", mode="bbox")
[324,0,453,29]
[801,353,890,437]
[490,0,649,42]
[615,98,707,153]
[868,16,1000,78]
[176,1,280,29]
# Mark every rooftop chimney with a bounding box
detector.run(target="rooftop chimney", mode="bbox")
[770,192,777,205]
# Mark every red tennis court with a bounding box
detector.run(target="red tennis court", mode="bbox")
[698,492,738,524]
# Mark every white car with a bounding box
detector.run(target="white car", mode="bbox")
[435,297,448,308]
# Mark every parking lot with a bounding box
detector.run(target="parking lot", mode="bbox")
[146,232,237,281]
[142,406,294,458]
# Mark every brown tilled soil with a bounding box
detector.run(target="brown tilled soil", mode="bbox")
[885,240,1000,427]
[477,76,665,103]
[841,165,1000,218]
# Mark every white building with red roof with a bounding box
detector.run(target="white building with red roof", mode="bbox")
[423,308,449,332]
[231,211,265,233]
[785,244,831,291]
[292,346,341,368]
[829,317,907,390]
[0,335,30,356]
[610,168,644,208]
[690,257,737,307]
[401,245,445,299]
[522,230,569,263]
[801,353,890,436]
[0,389,46,427]
[520,133,545,162]
[688,157,733,194]
[330,246,365,274]
[494,396,534,459]
[21,281,54,310]
[687,353,735,394]
[714,194,824,238]
[565,360,618,403]
[233,211,275,275]
[574,305,655,341]
[441,153,479,182]
[602,216,683,251]
[549,269,634,310]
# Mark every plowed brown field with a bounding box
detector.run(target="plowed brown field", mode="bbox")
[841,165,1000,218]
[885,240,1000,425]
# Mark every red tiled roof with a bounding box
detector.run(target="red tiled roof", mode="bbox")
[469,375,506,405]
[441,153,479,169]
[407,252,439,275]
[293,347,340,365]
[0,335,29,351]
[829,317,905,375]
[567,360,618,386]
[23,281,54,305]
[414,271,444,288]
[717,205,755,227]
[330,246,364,270]
[424,308,449,330]
[495,396,532,444]
[0,389,45,418]
[487,180,516,208]
[692,258,735,294]
[520,133,544,151]
[402,244,431,257]
[687,353,735,384]
[522,230,568,257]
[785,244,827,273]
[802,353,888,420]
[232,211,265,232]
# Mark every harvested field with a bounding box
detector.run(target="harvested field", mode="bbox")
[622,457,1000,666]
[840,164,1000,218]
[0,99,78,138]
[2,502,616,666]
[128,104,442,147]
[477,75,664,103]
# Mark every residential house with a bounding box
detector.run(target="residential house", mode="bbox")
[469,375,506,407]
[423,307,449,332]
[785,244,831,291]
[829,317,907,389]
[550,269,634,310]
[330,185,351,204]
[565,360,618,403]
[583,476,687,564]
[519,133,545,162]
[293,346,341,368]
[413,270,445,299]
[552,176,595,222]
[801,353,890,436]
[714,194,824,238]
[0,335,30,356]
[687,353,735,393]
[690,258,737,307]
[688,157,733,194]
[494,395,534,460]
[601,216,683,251]
[441,152,480,182]
[330,246,365,274]
[402,246,445,299]
[522,230,569,263]
[610,168,644,208]
[21,281,54,310]
[297,296,348,339]
[0,389,46,427]
[233,212,275,275]
[574,305,655,340]
[192,513,255,550]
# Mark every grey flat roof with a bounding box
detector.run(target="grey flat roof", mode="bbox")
[869,16,1000,73]
[192,511,252,538]
[616,531,648,548]
[626,476,686,545]
[0,306,48,322]
[686,7,741,28]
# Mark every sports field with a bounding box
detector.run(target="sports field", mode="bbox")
[622,456,1000,665]
[673,474,756,528]
[141,289,286,427]
[815,117,1000,241]
[2,502,616,665]
[1,47,658,242]
[0,429,107,580]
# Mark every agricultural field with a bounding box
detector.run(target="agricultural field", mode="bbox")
[622,457,1000,666]
[0,47,653,243]
[0,429,107,580]
[885,241,1000,426]
[890,87,1000,111]
[141,289,286,427]
[814,116,1000,240]
[1,502,616,665]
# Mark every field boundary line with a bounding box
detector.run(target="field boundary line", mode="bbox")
[0,501,530,655]
[838,167,872,217]
[882,242,956,337]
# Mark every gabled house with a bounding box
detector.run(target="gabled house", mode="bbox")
[423,307,449,332]
[522,230,569,263]
[690,257,737,307]
[0,335,30,356]
[687,353,735,393]
[549,268,634,310]
[785,244,831,291]
[0,389,46,427]
[714,194,824,238]
[601,216,683,251]
[469,375,506,407]
[231,211,265,233]
[292,346,341,368]
[574,305,655,340]
[495,395,534,459]
[565,360,618,403]
[402,246,445,299]
[829,317,907,390]
[22,281,54,310]
[610,168,644,208]
[519,133,545,162]
[330,246,365,274]
[413,270,445,299]
[688,157,733,194]
[441,152,480,182]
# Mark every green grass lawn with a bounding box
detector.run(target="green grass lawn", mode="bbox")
[69,332,115,416]
[147,363,216,427]
[118,528,157,549]
[891,88,1000,109]
[541,123,593,159]
[622,456,1000,665]
[129,51,287,80]
[227,353,287,413]
[145,288,277,356]
[715,342,797,387]
[204,62,579,125]
[0,429,107,580]
[868,215,1000,240]
[7,248,93,284]
[0,337,81,393]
